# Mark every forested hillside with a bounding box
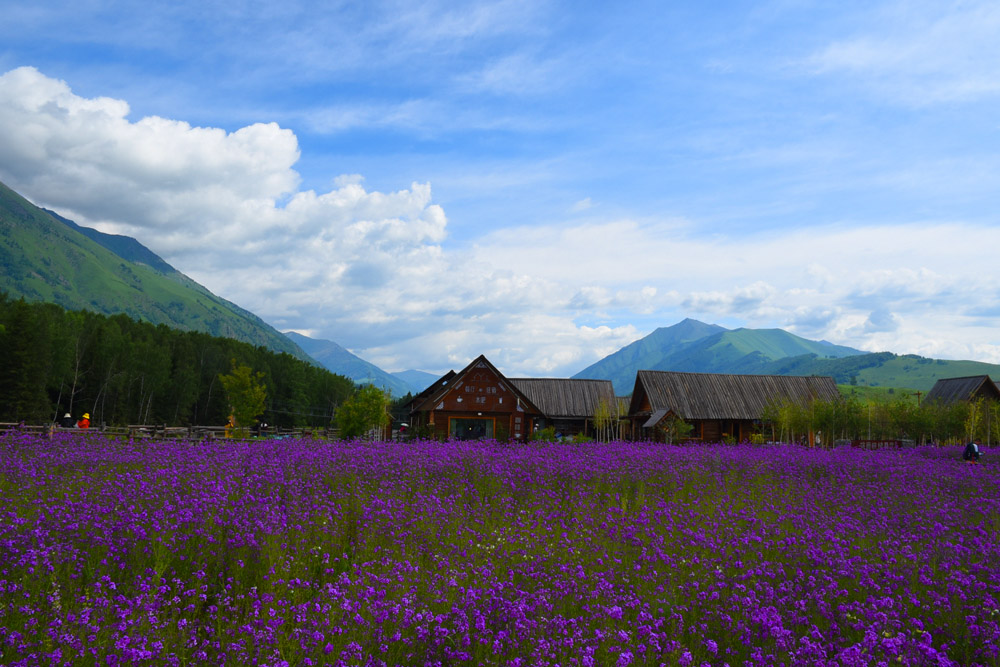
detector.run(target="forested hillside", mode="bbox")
[0,294,355,426]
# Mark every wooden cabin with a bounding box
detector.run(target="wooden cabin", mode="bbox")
[629,370,840,443]
[923,375,1000,405]
[509,378,619,439]
[407,355,543,441]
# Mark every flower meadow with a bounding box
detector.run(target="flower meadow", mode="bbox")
[1,433,999,667]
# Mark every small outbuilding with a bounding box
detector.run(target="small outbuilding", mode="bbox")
[923,375,1000,405]
[629,370,840,443]
[510,378,619,439]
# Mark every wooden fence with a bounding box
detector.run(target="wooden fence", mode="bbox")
[0,422,341,441]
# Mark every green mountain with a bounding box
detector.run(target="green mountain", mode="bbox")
[652,327,863,376]
[573,318,862,392]
[572,318,728,392]
[283,331,415,398]
[573,318,1000,394]
[0,180,311,361]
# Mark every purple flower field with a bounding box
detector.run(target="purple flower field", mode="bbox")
[1,433,998,666]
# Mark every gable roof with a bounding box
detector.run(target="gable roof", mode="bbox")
[402,370,456,414]
[409,355,543,415]
[630,370,840,420]
[509,378,617,419]
[924,375,1000,405]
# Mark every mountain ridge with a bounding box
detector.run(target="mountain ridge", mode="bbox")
[573,319,1000,394]
[283,332,440,397]
[283,331,412,397]
[0,179,311,361]
[43,208,179,274]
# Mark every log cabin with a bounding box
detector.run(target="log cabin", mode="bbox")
[406,355,543,440]
[628,370,840,443]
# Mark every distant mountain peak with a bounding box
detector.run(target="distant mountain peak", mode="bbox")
[283,331,418,397]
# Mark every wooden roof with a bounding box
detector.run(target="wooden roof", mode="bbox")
[630,370,840,420]
[509,378,617,419]
[924,375,1000,405]
[409,355,543,415]
[401,370,456,414]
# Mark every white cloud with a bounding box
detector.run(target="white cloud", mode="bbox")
[684,281,777,318]
[460,51,570,96]
[806,1,1000,105]
[3,66,1000,376]
[464,218,1000,366]
[0,67,301,240]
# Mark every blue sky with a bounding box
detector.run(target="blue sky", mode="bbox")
[2,0,1000,376]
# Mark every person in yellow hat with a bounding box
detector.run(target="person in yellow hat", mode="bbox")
[77,413,91,429]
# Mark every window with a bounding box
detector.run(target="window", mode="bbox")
[449,417,494,440]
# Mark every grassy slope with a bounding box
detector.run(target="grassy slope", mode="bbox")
[714,328,861,360]
[760,351,1000,392]
[838,385,920,400]
[853,354,1000,391]
[0,181,310,360]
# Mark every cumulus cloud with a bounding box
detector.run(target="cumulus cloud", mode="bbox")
[784,306,842,339]
[0,67,646,377]
[0,67,301,239]
[683,281,776,318]
[467,217,1000,365]
[0,69,443,333]
[3,66,1000,375]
